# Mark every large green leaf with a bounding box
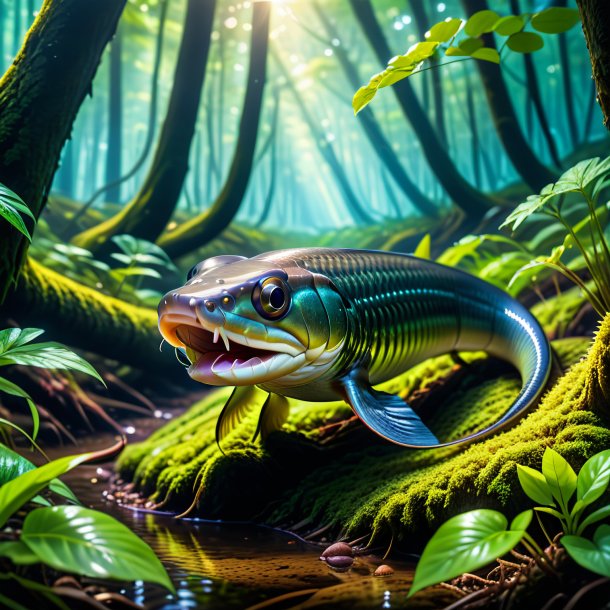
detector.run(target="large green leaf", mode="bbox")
[408,509,531,597]
[0,540,40,565]
[562,525,610,578]
[21,506,175,592]
[542,448,577,509]
[0,452,93,528]
[0,183,35,241]
[0,376,39,439]
[507,32,544,53]
[578,506,610,535]
[464,10,500,37]
[576,449,610,508]
[426,18,462,43]
[517,465,555,506]
[493,15,524,36]
[0,328,45,354]
[0,445,80,505]
[0,341,103,384]
[531,7,581,34]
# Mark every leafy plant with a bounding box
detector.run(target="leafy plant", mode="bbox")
[502,157,610,316]
[353,6,580,114]
[0,451,175,595]
[0,327,103,440]
[409,447,610,598]
[0,182,35,241]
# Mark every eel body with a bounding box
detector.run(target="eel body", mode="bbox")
[158,248,551,448]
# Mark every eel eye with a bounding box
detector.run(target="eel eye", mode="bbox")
[186,264,201,281]
[253,277,291,320]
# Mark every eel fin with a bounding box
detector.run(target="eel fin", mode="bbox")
[340,369,439,448]
[216,385,261,450]
[253,393,290,442]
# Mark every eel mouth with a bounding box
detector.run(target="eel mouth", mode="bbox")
[159,314,304,385]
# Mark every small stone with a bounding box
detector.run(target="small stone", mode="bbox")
[374,564,394,577]
[321,542,353,559]
[326,555,354,570]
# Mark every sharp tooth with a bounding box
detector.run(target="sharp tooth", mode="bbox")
[213,327,220,344]
[219,327,230,351]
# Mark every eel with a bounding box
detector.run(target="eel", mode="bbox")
[158,248,551,448]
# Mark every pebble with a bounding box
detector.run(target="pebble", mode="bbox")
[374,564,394,577]
[326,555,354,570]
[320,542,353,559]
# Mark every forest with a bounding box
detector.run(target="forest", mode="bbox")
[0,0,609,608]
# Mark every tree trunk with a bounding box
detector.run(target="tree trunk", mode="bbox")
[312,1,438,217]
[349,0,496,220]
[576,0,610,132]
[461,0,557,191]
[157,1,271,259]
[105,27,122,203]
[2,260,175,373]
[0,0,126,304]
[72,0,216,253]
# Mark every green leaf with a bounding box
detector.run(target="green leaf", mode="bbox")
[414,234,431,259]
[534,506,566,521]
[390,41,439,69]
[517,465,555,506]
[0,452,93,528]
[578,506,610,534]
[562,525,610,578]
[493,15,525,36]
[542,448,577,508]
[0,341,103,384]
[0,376,39,439]
[408,509,529,597]
[111,234,172,262]
[471,47,500,63]
[0,444,80,506]
[464,10,500,37]
[510,509,533,531]
[0,540,40,565]
[577,449,610,508]
[0,328,45,354]
[110,267,162,280]
[21,506,175,592]
[446,37,484,57]
[531,7,581,34]
[0,183,34,241]
[426,18,462,43]
[507,32,544,53]
[353,75,382,114]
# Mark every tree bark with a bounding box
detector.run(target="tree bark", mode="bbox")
[349,0,497,220]
[72,0,217,253]
[461,0,557,191]
[2,260,175,373]
[157,1,271,259]
[0,0,126,304]
[105,27,122,203]
[576,0,610,132]
[312,1,438,217]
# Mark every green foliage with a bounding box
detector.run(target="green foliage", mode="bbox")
[0,454,174,594]
[0,445,78,505]
[409,447,610,596]
[502,157,610,316]
[408,509,532,597]
[18,505,174,591]
[353,6,580,114]
[0,183,35,241]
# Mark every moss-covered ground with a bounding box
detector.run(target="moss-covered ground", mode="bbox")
[118,314,610,550]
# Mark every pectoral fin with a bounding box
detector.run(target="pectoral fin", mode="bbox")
[253,393,290,441]
[339,370,439,448]
[216,385,262,449]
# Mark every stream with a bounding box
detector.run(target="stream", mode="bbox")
[49,415,425,610]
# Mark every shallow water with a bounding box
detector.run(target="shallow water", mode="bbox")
[51,418,428,610]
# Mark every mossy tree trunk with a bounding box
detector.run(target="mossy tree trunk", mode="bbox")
[72,0,217,253]
[461,0,558,191]
[577,0,610,132]
[0,0,126,304]
[157,0,271,260]
[349,0,497,220]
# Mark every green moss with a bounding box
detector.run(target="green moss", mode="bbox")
[118,318,610,548]
[531,285,590,337]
